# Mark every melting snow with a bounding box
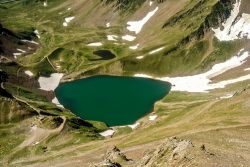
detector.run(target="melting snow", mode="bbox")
[99,129,115,137]
[213,0,250,41]
[38,73,63,91]
[122,35,136,41]
[127,7,158,34]
[135,51,250,93]
[87,42,103,47]
[107,35,118,41]
[106,22,110,28]
[149,47,165,54]
[63,16,75,27]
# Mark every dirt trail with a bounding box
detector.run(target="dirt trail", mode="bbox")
[2,116,66,167]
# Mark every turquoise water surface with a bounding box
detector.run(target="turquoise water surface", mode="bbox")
[55,75,171,126]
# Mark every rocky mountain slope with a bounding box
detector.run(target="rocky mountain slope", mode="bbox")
[1,0,250,166]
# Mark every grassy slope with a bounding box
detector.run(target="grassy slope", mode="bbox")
[1,0,250,166]
[5,81,250,166]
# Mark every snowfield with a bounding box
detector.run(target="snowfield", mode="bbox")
[99,129,115,137]
[127,7,158,34]
[135,50,250,93]
[213,0,250,41]
[38,73,64,91]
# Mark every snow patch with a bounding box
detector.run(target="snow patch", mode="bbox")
[128,122,140,129]
[106,22,110,28]
[136,56,144,59]
[99,129,115,137]
[52,97,64,108]
[13,53,22,56]
[149,115,157,121]
[122,35,136,41]
[127,7,158,34]
[135,51,250,93]
[212,0,250,41]
[17,48,26,53]
[67,7,71,11]
[244,68,250,71]
[107,35,118,41]
[63,16,75,27]
[149,47,164,54]
[129,44,139,50]
[63,22,68,27]
[38,73,63,91]
[43,1,47,7]
[25,70,34,77]
[34,30,40,39]
[21,39,39,45]
[65,16,75,23]
[220,94,234,99]
[87,42,103,47]
[149,1,153,6]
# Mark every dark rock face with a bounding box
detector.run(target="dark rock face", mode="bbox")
[0,70,8,83]
[0,70,12,98]
[0,23,39,57]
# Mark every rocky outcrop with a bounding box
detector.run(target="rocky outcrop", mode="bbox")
[94,146,133,167]
[94,137,217,167]
[0,23,38,57]
[139,137,216,167]
[163,0,236,54]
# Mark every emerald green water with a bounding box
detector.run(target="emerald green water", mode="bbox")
[55,75,171,126]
